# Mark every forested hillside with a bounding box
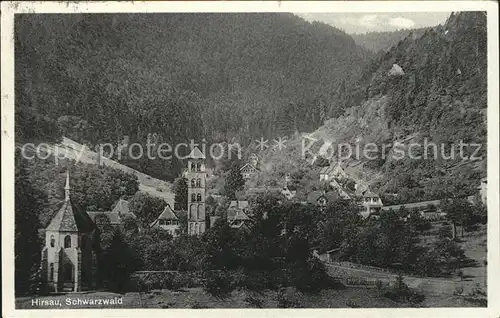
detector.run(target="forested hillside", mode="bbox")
[256,11,487,204]
[15,13,370,151]
[351,27,429,52]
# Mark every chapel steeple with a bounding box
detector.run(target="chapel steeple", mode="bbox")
[64,170,71,201]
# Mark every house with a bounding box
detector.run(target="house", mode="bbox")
[306,190,339,210]
[479,177,487,205]
[229,200,249,211]
[227,200,252,230]
[87,199,137,229]
[360,190,383,218]
[150,205,181,236]
[319,162,349,181]
[329,178,352,200]
[240,163,260,180]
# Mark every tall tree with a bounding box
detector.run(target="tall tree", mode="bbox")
[173,177,188,210]
[223,161,245,200]
[442,198,473,238]
[15,152,43,295]
[128,192,168,228]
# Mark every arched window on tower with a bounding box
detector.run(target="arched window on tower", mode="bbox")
[197,193,202,202]
[196,178,201,187]
[190,204,196,219]
[196,163,201,171]
[49,263,54,281]
[197,205,202,219]
[64,235,71,248]
[191,179,196,187]
[50,235,55,247]
[191,193,196,202]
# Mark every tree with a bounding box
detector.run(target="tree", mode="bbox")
[173,177,188,210]
[15,153,43,295]
[442,199,473,238]
[100,229,140,292]
[128,192,168,228]
[223,161,245,200]
[202,219,241,270]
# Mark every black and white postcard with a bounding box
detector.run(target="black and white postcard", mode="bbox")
[1,1,499,317]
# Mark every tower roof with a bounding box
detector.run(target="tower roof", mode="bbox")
[187,147,205,159]
[46,171,94,233]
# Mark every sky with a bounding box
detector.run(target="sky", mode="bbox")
[295,12,451,34]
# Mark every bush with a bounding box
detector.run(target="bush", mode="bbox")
[346,299,361,308]
[454,286,464,295]
[291,257,330,292]
[383,275,425,304]
[464,284,487,306]
[244,291,264,308]
[276,288,303,308]
[202,270,234,299]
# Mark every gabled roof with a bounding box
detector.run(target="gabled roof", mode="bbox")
[88,211,123,225]
[363,190,380,198]
[228,207,251,222]
[240,163,260,172]
[187,147,205,159]
[150,205,179,227]
[229,200,249,210]
[111,199,136,218]
[158,205,179,220]
[47,200,94,232]
[306,191,339,204]
[319,165,334,174]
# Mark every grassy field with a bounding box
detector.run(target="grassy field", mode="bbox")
[16,285,483,309]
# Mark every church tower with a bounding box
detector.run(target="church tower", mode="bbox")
[41,170,96,292]
[186,147,206,235]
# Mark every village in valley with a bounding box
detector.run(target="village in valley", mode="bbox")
[13,10,489,309]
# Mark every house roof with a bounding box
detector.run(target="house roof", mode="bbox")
[187,147,206,159]
[240,163,260,172]
[228,200,251,221]
[88,211,123,225]
[158,205,179,220]
[150,205,179,227]
[319,165,334,174]
[111,198,136,218]
[363,190,380,198]
[229,200,249,210]
[47,199,95,232]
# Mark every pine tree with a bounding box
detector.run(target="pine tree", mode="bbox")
[223,162,245,200]
[173,177,188,210]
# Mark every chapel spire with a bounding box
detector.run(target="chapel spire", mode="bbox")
[65,169,71,201]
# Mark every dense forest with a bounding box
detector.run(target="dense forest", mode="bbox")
[15,11,487,195]
[254,11,487,205]
[351,27,429,53]
[15,13,370,144]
